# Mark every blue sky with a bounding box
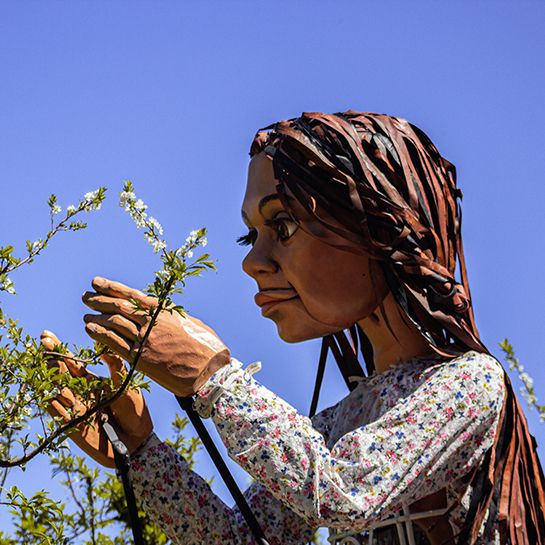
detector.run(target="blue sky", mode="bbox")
[1,0,545,534]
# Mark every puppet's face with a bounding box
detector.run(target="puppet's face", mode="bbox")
[240,151,389,342]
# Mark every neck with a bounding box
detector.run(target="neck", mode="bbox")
[357,291,438,374]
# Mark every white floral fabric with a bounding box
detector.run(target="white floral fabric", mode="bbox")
[128,350,505,544]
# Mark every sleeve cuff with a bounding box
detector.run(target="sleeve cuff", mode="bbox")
[193,357,261,418]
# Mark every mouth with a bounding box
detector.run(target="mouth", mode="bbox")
[254,289,299,315]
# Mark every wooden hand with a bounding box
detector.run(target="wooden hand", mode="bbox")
[41,330,153,468]
[82,276,231,396]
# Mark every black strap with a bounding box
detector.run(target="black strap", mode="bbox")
[309,337,329,418]
[310,329,369,415]
[356,324,375,376]
[102,414,145,545]
[176,395,270,545]
[330,333,364,391]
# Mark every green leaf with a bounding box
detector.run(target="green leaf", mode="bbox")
[47,194,57,209]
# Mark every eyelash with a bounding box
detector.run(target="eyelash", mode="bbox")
[236,216,298,247]
[236,231,256,246]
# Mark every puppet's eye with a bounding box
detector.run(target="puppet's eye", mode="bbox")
[266,213,299,242]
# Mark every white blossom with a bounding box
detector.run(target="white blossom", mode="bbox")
[51,204,62,215]
[152,240,166,253]
[520,372,534,387]
[122,195,149,229]
[119,190,136,208]
[134,199,147,213]
[131,211,147,229]
[1,277,15,294]
[84,190,100,201]
[148,216,164,235]
[144,232,166,253]
[41,388,59,399]
[186,230,199,245]
[67,205,77,214]
[83,189,102,211]
[30,240,42,252]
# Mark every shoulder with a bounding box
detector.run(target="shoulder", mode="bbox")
[377,350,506,412]
[422,350,506,425]
[374,349,507,426]
[431,350,505,395]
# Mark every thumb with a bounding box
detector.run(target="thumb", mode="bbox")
[41,330,60,351]
[101,353,127,387]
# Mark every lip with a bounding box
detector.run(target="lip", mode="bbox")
[254,289,299,315]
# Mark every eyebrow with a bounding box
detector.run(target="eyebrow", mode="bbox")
[258,194,283,214]
[241,194,294,224]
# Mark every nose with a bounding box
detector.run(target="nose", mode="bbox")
[242,237,279,279]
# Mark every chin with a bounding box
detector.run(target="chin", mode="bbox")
[265,300,358,342]
[276,328,312,343]
[274,318,342,344]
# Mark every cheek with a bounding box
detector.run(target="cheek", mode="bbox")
[289,246,383,327]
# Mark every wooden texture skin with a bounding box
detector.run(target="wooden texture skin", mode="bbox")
[41,330,153,467]
[82,277,232,397]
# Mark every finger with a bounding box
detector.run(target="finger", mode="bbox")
[46,398,71,422]
[40,330,93,379]
[46,400,116,468]
[40,332,94,412]
[41,329,60,344]
[82,293,148,326]
[100,352,147,429]
[54,386,77,408]
[41,331,64,361]
[40,330,82,376]
[91,276,158,310]
[84,313,140,341]
[41,332,76,374]
[85,322,132,361]
[46,395,87,421]
[101,352,128,387]
[40,355,80,408]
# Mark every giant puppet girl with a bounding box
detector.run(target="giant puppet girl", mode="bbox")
[42,111,545,544]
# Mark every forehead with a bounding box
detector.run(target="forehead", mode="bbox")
[242,152,280,221]
[244,151,277,200]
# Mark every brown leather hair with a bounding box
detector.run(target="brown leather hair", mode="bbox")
[249,110,545,544]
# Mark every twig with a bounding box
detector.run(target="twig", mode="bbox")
[86,475,97,545]
[42,351,104,365]
[64,465,87,523]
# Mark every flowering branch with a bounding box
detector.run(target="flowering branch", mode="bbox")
[0,180,214,469]
[499,338,545,422]
[0,189,106,295]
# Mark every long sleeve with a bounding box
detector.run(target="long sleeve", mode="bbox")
[128,432,319,544]
[193,351,505,532]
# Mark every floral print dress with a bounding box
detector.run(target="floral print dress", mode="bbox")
[128,350,506,544]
